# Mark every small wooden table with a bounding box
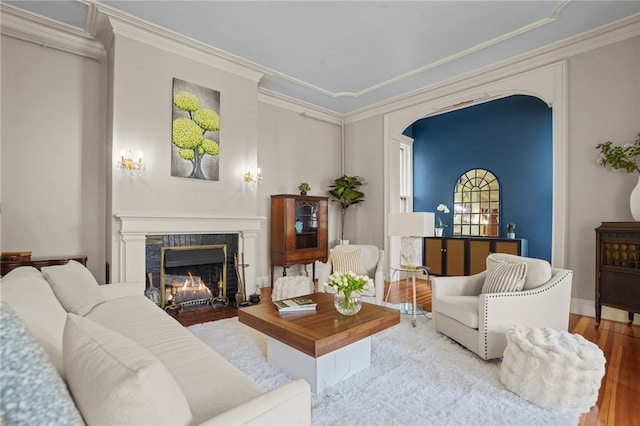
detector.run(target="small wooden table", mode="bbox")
[238,292,400,392]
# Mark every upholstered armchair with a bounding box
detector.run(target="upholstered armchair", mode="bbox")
[316,245,385,305]
[431,253,573,360]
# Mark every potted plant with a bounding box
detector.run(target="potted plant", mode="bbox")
[596,133,640,220]
[506,223,516,239]
[298,182,310,195]
[435,204,450,237]
[328,175,365,244]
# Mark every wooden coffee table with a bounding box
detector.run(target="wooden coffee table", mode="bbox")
[238,292,400,392]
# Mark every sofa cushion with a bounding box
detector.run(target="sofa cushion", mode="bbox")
[0,267,68,377]
[0,303,84,426]
[481,257,528,294]
[86,295,264,425]
[42,260,104,315]
[434,296,480,329]
[488,253,552,290]
[63,313,192,426]
[330,248,366,275]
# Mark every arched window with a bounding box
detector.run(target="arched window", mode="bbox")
[453,169,500,236]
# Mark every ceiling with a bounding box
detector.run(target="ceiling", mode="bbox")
[6,1,640,114]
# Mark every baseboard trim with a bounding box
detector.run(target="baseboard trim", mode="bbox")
[571,297,640,325]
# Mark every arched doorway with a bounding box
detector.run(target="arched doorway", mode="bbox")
[383,61,568,274]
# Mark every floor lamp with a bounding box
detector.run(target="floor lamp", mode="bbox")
[388,212,435,326]
[388,212,435,270]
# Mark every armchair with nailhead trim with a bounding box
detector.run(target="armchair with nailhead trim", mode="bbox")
[431,253,573,360]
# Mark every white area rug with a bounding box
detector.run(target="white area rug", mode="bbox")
[188,315,581,426]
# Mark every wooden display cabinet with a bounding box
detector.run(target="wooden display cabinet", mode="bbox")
[270,194,328,285]
[424,237,528,276]
[595,222,640,326]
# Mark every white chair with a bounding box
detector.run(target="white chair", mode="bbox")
[316,245,385,305]
[431,253,573,360]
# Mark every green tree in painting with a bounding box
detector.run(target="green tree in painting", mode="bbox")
[172,90,220,179]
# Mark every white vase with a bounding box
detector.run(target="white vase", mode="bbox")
[434,228,444,237]
[507,232,516,239]
[631,175,640,221]
[339,239,350,245]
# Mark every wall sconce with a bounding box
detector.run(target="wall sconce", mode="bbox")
[118,151,145,177]
[243,167,263,184]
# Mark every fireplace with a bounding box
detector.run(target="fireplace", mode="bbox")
[115,214,263,302]
[146,233,240,311]
[160,244,228,310]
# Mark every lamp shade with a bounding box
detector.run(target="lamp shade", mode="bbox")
[388,212,435,237]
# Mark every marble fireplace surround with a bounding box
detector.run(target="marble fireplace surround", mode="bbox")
[115,214,264,289]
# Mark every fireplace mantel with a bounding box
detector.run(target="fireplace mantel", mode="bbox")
[114,213,265,288]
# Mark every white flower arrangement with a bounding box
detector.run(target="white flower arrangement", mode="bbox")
[436,203,450,228]
[325,271,370,294]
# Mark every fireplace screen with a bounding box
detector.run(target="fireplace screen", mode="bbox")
[160,244,227,310]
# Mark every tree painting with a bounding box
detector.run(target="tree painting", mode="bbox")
[171,78,220,180]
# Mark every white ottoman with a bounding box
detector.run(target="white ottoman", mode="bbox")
[499,325,606,412]
[272,276,315,302]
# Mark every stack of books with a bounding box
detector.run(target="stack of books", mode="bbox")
[273,297,317,313]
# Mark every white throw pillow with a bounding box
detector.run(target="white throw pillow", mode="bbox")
[0,267,68,377]
[488,253,551,290]
[481,257,528,294]
[41,260,104,315]
[330,249,366,275]
[63,313,193,426]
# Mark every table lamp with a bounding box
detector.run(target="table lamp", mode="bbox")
[388,212,435,269]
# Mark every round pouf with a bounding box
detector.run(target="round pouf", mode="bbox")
[499,325,606,412]
[272,276,315,302]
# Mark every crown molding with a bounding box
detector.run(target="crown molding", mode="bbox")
[2,1,637,121]
[251,0,572,100]
[90,2,267,84]
[0,3,106,61]
[344,13,640,124]
[257,89,343,126]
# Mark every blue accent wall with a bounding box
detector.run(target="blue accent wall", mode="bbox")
[407,95,552,261]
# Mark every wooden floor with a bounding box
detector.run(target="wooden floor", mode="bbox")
[173,279,640,426]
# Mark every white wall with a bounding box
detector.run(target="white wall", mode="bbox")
[1,36,107,281]
[107,34,262,282]
[256,102,342,283]
[344,116,385,246]
[566,36,640,304]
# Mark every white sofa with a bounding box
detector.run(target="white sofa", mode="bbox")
[431,253,573,360]
[0,262,310,425]
[316,244,385,305]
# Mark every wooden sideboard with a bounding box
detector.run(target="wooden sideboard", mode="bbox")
[595,222,640,326]
[424,237,528,276]
[1,255,87,276]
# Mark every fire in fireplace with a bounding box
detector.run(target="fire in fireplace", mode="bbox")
[160,244,227,311]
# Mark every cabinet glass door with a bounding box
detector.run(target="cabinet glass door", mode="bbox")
[295,200,319,249]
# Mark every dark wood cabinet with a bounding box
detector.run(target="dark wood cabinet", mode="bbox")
[1,255,87,276]
[424,237,528,276]
[270,194,328,285]
[595,222,640,326]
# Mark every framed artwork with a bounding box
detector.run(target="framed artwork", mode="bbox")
[171,78,220,180]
